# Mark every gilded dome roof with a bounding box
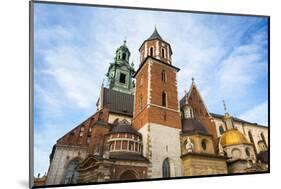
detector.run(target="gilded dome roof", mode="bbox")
[220,129,251,147]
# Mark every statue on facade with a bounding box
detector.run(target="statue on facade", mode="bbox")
[185,137,194,153]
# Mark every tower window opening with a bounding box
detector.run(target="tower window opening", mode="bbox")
[162,70,167,82]
[122,53,126,60]
[150,47,154,56]
[161,48,165,58]
[119,73,126,84]
[162,92,167,107]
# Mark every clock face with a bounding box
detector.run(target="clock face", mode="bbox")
[232,149,241,159]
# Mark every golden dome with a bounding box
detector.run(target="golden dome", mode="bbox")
[220,129,251,147]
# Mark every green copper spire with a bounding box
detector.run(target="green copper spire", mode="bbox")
[106,41,135,94]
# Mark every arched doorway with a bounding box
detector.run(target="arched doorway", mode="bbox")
[162,158,170,178]
[119,170,137,181]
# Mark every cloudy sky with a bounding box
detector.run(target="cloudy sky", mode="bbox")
[33,2,268,176]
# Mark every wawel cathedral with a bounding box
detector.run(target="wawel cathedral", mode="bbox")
[41,28,269,186]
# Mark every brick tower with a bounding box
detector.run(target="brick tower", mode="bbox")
[132,28,182,178]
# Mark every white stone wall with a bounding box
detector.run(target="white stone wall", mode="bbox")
[139,123,182,178]
[243,124,268,154]
[45,145,88,185]
[224,143,256,161]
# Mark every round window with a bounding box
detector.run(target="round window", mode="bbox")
[245,148,251,157]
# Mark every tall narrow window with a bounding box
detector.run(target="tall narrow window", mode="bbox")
[248,131,257,155]
[139,95,142,112]
[162,70,167,82]
[122,53,126,60]
[64,159,79,184]
[219,126,224,135]
[260,132,267,148]
[119,73,126,84]
[161,48,165,58]
[150,47,154,56]
[162,158,170,178]
[162,92,167,107]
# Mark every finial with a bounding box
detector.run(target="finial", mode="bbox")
[123,36,127,44]
[223,100,227,113]
[192,77,195,83]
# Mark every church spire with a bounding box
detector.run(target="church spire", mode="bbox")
[147,27,163,41]
[139,27,173,65]
[223,100,228,114]
[222,100,234,130]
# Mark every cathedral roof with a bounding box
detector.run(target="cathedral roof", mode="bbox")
[102,87,134,116]
[179,92,189,108]
[147,27,163,41]
[110,120,141,137]
[210,113,267,127]
[139,28,173,54]
[181,118,210,135]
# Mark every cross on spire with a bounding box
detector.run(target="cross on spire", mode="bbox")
[223,100,228,113]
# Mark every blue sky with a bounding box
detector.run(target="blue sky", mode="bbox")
[33,3,268,176]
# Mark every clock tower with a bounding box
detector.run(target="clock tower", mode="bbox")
[133,28,182,178]
[106,41,135,94]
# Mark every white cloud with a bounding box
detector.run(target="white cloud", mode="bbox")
[239,100,268,126]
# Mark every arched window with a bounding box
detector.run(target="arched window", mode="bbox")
[162,70,167,82]
[245,147,251,157]
[248,131,257,155]
[162,158,170,178]
[150,47,154,56]
[219,126,224,135]
[122,53,126,60]
[231,148,241,159]
[162,92,167,107]
[161,48,165,58]
[64,159,79,184]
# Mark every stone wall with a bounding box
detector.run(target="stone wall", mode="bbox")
[45,145,88,185]
[182,154,227,176]
[139,123,182,178]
